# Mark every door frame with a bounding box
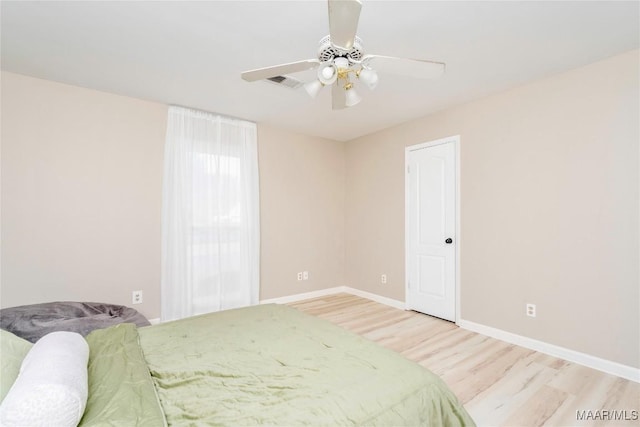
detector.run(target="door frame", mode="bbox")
[405,135,461,324]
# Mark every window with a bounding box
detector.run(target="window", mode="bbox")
[161,106,259,321]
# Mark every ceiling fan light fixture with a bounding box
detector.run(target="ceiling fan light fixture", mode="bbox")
[317,62,338,84]
[344,83,362,107]
[358,67,378,90]
[304,79,324,98]
[240,0,446,110]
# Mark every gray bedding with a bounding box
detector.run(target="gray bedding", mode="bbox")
[0,301,150,343]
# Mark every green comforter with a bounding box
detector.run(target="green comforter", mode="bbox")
[81,324,167,426]
[137,304,474,426]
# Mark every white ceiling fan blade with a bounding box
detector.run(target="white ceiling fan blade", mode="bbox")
[241,59,320,82]
[328,0,362,51]
[332,82,347,110]
[362,55,445,79]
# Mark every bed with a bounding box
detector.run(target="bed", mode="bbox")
[1,303,475,426]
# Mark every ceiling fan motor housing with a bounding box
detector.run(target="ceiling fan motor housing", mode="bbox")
[318,35,363,65]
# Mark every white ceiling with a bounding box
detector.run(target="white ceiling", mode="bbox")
[2,1,638,141]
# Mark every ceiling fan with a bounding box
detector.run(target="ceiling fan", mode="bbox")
[241,0,445,110]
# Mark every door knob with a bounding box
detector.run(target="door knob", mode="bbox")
[445,238,453,244]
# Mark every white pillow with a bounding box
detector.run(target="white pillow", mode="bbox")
[0,331,89,427]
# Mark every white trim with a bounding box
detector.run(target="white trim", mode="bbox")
[454,137,461,324]
[260,286,405,310]
[458,319,640,383]
[344,287,406,310]
[260,287,348,305]
[404,148,410,312]
[405,135,461,322]
[148,318,161,325]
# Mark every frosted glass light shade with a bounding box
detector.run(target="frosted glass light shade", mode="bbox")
[322,67,334,80]
[334,57,349,69]
[358,68,379,90]
[317,63,338,84]
[304,80,324,98]
[345,87,362,107]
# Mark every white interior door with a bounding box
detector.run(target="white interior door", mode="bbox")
[406,138,457,322]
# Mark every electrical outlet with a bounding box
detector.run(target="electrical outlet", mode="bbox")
[526,303,536,317]
[297,272,303,281]
[381,274,387,284]
[132,290,143,305]
[303,271,309,280]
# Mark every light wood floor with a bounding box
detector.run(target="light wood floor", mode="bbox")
[288,294,639,427]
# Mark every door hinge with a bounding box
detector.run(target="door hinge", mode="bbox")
[407,165,410,174]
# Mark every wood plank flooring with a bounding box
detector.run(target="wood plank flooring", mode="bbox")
[288,294,640,427]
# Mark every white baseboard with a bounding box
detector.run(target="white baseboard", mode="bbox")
[458,319,640,383]
[343,287,406,310]
[260,286,348,305]
[151,288,403,323]
[260,286,405,310]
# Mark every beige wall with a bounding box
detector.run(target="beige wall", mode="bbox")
[1,72,346,318]
[1,72,167,318]
[258,125,345,300]
[345,50,639,368]
[1,72,167,316]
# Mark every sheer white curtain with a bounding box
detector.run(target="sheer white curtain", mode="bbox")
[161,106,259,322]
